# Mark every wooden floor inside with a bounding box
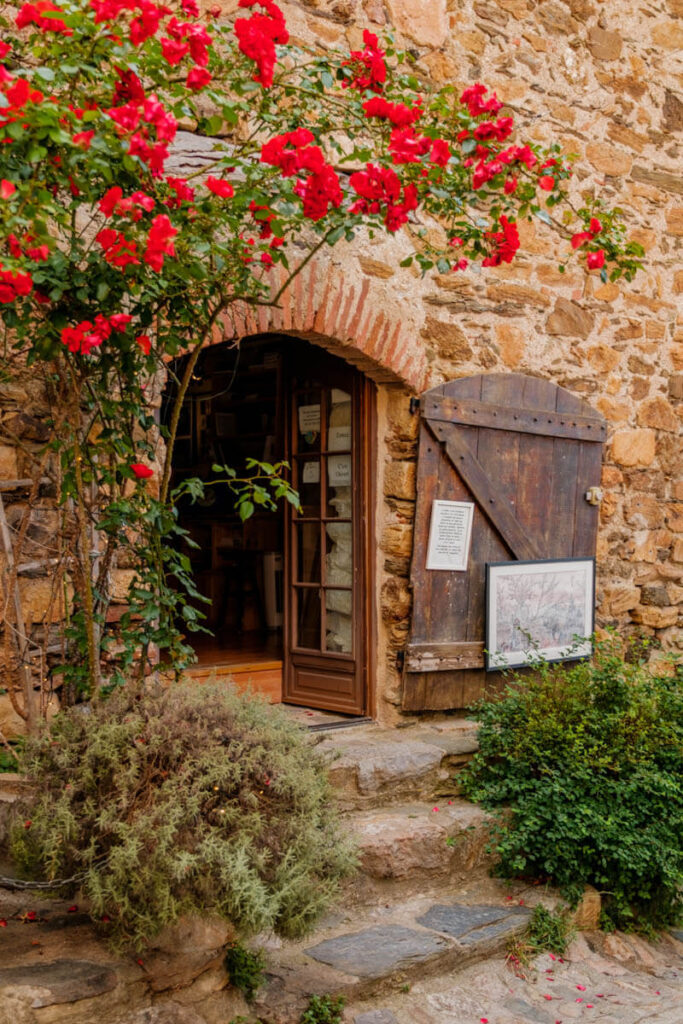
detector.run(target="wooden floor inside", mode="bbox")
[183,633,368,728]
[185,631,284,702]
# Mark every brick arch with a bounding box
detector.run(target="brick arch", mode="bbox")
[210,257,428,392]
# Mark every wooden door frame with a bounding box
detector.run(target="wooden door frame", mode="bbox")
[282,344,376,717]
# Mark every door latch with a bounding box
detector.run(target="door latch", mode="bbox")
[584,486,603,506]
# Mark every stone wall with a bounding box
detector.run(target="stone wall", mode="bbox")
[1,0,681,727]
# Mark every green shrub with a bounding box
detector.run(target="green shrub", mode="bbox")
[461,640,683,932]
[224,943,266,1001]
[507,904,574,970]
[11,682,356,950]
[300,995,345,1024]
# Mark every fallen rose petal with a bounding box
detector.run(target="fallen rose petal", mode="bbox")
[577,985,586,991]
[0,919,6,927]
[576,998,583,1003]
[543,994,553,1000]
[68,905,78,913]
[586,1005,594,1009]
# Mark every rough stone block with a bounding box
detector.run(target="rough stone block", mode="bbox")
[625,496,662,528]
[587,344,620,373]
[610,429,656,467]
[494,323,525,368]
[637,396,679,432]
[641,585,669,607]
[353,810,451,879]
[587,26,622,60]
[596,396,631,423]
[599,585,640,617]
[546,299,594,338]
[0,960,117,1008]
[386,0,447,46]
[321,735,443,797]
[651,20,683,48]
[381,523,413,560]
[631,605,679,628]
[586,142,632,176]
[18,578,67,624]
[380,576,411,622]
[306,925,450,978]
[421,316,472,362]
[383,460,416,501]
[0,444,18,480]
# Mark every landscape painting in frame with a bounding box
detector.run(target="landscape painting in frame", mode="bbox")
[486,558,595,671]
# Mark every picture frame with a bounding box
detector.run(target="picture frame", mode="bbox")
[485,558,595,672]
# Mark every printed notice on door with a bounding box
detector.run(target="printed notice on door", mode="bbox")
[425,500,474,572]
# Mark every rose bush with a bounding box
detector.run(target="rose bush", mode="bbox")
[0,0,644,722]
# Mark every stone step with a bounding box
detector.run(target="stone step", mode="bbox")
[252,888,531,1024]
[317,720,479,810]
[344,798,495,903]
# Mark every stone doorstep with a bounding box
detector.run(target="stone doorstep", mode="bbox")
[317,721,479,810]
[0,959,118,1008]
[345,800,495,895]
[252,899,531,1022]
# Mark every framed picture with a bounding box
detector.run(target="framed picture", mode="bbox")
[486,558,595,671]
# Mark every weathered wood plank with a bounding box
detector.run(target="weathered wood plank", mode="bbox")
[573,440,602,557]
[405,641,485,672]
[423,394,606,442]
[426,418,543,561]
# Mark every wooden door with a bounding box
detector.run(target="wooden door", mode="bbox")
[403,373,606,711]
[283,347,370,714]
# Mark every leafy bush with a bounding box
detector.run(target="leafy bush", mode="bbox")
[11,682,355,950]
[461,640,683,932]
[224,943,266,1001]
[300,995,345,1024]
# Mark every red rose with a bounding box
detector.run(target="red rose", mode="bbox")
[206,177,234,198]
[186,67,211,90]
[131,463,154,479]
[586,249,605,269]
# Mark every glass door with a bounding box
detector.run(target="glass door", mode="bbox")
[284,348,366,714]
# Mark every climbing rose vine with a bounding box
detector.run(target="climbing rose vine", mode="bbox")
[0,0,643,715]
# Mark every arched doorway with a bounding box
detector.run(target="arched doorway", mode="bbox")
[163,335,375,716]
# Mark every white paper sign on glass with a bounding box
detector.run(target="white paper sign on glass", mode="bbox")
[328,454,352,487]
[425,500,475,572]
[328,425,352,451]
[302,461,320,484]
[298,403,321,434]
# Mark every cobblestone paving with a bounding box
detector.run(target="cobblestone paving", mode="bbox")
[348,932,682,1024]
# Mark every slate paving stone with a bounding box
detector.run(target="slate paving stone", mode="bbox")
[353,1012,399,1024]
[416,902,530,943]
[0,959,117,1007]
[306,925,451,978]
